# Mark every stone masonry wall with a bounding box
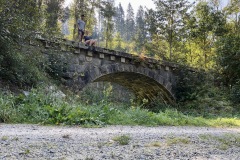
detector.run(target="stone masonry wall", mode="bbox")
[27,35,178,103]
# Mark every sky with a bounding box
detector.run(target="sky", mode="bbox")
[64,0,155,12]
[64,0,228,14]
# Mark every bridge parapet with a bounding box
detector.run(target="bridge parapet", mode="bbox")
[32,34,179,71]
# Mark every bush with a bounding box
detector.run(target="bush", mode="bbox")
[230,81,240,104]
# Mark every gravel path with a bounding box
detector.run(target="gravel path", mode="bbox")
[0,124,239,160]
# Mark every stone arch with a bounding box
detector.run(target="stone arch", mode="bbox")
[80,63,175,103]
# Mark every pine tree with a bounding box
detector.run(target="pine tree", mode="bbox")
[114,3,125,36]
[125,3,135,41]
[134,5,147,52]
[45,0,64,30]
[100,0,116,48]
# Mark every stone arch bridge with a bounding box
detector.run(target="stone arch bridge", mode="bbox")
[28,36,180,104]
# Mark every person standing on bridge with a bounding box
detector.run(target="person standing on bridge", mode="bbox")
[77,14,86,42]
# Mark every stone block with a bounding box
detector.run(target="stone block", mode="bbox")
[74,49,80,54]
[93,66,100,77]
[68,65,76,72]
[100,65,108,74]
[63,72,74,79]
[71,57,79,64]
[86,56,92,62]
[158,76,164,84]
[45,41,50,48]
[76,65,86,73]
[166,82,172,91]
[87,51,93,57]
[79,54,86,63]
[110,55,116,61]
[165,66,169,71]
[121,57,126,63]
[91,58,101,66]
[156,65,162,70]
[99,53,104,59]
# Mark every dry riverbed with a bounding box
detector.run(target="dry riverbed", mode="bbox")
[0,124,240,160]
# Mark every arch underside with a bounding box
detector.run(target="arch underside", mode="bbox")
[93,72,175,103]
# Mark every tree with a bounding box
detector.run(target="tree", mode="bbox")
[71,0,97,40]
[216,33,240,105]
[114,32,125,52]
[61,7,70,35]
[134,5,147,52]
[224,0,240,35]
[100,0,116,48]
[0,0,43,86]
[125,3,135,41]
[45,0,64,30]
[152,0,191,60]
[188,1,226,69]
[114,3,125,36]
[216,34,240,86]
[144,8,168,59]
[145,8,157,40]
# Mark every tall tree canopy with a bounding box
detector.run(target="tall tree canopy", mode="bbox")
[100,0,116,48]
[152,0,191,60]
[114,3,125,36]
[134,5,147,52]
[125,3,135,41]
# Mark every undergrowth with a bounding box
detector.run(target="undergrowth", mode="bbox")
[0,86,239,127]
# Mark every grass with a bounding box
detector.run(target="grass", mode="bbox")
[0,87,240,127]
[1,136,8,141]
[112,134,131,145]
[199,133,240,150]
[145,141,161,147]
[166,137,190,146]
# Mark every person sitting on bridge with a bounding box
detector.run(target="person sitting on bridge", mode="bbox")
[77,14,86,42]
[84,30,97,47]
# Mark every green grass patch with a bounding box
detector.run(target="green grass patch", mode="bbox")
[166,137,190,146]
[112,134,131,145]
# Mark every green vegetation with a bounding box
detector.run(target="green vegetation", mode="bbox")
[112,135,131,145]
[199,133,240,150]
[1,136,8,141]
[0,87,239,127]
[166,137,190,146]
